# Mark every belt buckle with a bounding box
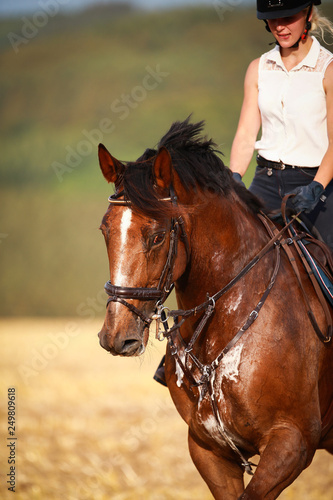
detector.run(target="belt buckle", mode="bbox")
[279,161,286,170]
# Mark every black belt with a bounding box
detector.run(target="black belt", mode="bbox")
[256,155,318,171]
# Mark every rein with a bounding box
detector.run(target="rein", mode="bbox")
[280,196,333,344]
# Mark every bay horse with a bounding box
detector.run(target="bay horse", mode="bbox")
[97,118,333,499]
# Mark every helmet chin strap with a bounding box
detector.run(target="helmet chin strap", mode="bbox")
[265,5,312,48]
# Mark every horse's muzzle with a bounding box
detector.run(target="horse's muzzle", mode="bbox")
[98,329,145,356]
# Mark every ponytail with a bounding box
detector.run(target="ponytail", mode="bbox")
[311,6,333,43]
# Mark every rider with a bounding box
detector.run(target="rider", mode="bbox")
[154,0,333,386]
[230,0,333,252]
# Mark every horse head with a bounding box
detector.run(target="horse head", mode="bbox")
[97,118,263,358]
[97,142,189,356]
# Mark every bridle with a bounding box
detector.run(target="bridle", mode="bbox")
[104,188,190,325]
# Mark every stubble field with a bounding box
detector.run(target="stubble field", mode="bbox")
[1,318,333,499]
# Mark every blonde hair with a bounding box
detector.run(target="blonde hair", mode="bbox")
[311,6,333,44]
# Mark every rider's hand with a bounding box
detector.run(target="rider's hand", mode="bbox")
[232,172,246,188]
[288,180,324,213]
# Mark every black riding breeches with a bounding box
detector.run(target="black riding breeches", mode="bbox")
[249,165,333,252]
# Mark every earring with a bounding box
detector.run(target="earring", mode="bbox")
[301,20,311,40]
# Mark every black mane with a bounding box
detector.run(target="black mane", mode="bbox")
[122,117,263,217]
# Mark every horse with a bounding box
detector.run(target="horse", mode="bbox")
[97,118,333,499]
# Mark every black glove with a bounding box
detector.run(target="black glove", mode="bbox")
[288,180,324,213]
[232,172,246,188]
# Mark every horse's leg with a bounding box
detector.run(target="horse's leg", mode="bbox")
[188,430,244,500]
[239,425,313,500]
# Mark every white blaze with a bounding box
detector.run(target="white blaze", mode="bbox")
[114,208,132,286]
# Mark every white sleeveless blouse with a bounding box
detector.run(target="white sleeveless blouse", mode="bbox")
[255,37,333,167]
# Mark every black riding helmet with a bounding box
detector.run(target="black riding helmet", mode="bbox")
[257,0,321,20]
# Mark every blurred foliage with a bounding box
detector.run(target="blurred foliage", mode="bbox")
[1,3,333,315]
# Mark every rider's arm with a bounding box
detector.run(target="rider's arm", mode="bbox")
[315,61,333,189]
[230,58,261,178]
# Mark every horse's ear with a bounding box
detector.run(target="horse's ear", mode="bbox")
[98,143,124,183]
[153,147,172,191]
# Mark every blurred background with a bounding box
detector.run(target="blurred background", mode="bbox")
[1,1,333,499]
[0,0,273,316]
[1,0,332,316]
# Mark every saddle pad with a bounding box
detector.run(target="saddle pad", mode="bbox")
[297,238,333,307]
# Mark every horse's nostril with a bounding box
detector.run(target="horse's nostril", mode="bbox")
[116,337,143,356]
[124,338,139,349]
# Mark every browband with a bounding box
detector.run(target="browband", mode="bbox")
[108,191,172,205]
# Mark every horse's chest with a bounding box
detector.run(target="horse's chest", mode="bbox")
[192,344,245,445]
[174,341,244,389]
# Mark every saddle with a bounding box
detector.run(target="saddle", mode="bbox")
[290,219,333,305]
[275,205,333,435]
[268,197,333,344]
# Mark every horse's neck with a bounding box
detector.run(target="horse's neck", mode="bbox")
[176,196,267,308]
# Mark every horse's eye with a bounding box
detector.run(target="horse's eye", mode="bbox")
[152,232,165,246]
